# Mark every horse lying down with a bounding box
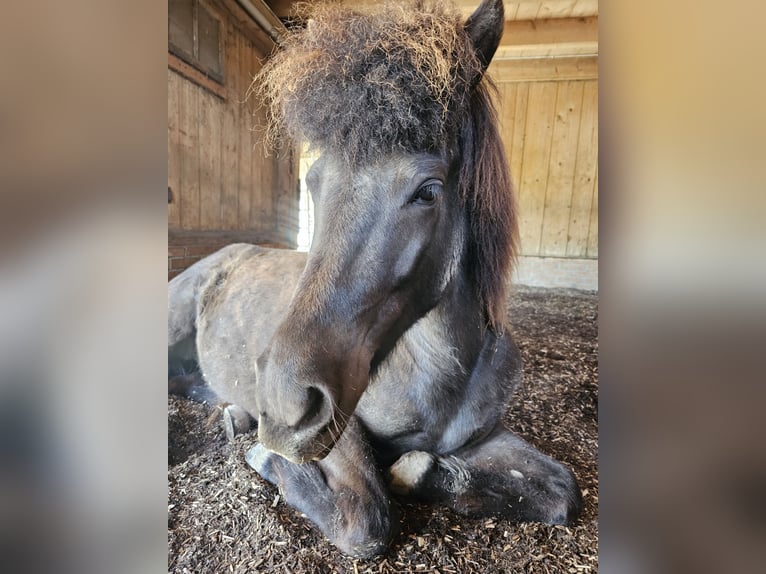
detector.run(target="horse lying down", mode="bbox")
[168,0,582,558]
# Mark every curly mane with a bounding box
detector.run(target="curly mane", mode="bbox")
[256,0,517,329]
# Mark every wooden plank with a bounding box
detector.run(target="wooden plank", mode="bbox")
[248,38,266,231]
[586,165,598,257]
[509,83,529,208]
[517,81,558,256]
[537,0,577,19]
[179,78,200,230]
[168,53,226,100]
[571,0,599,18]
[217,0,280,54]
[499,17,598,48]
[168,70,181,230]
[489,56,597,82]
[237,33,253,230]
[495,82,516,177]
[250,38,274,234]
[245,33,263,231]
[258,146,274,232]
[540,80,585,256]
[494,82,522,187]
[220,21,240,229]
[507,3,520,20]
[515,2,541,20]
[566,80,598,257]
[494,16,598,59]
[168,228,293,248]
[242,36,259,229]
[198,89,222,230]
[276,1,600,22]
[498,42,597,59]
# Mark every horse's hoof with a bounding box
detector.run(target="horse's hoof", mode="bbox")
[388,450,436,495]
[245,443,267,470]
[223,405,252,440]
[245,443,280,483]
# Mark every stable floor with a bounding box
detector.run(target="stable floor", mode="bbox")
[168,286,598,573]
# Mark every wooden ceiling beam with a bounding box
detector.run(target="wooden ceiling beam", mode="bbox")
[496,15,598,59]
[267,1,600,20]
[500,16,597,47]
[264,2,598,58]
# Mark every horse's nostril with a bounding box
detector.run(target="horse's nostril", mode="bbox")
[296,386,328,430]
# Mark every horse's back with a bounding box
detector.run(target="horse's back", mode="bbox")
[168,243,258,344]
[193,245,308,411]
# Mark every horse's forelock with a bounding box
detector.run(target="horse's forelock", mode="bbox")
[256,1,482,164]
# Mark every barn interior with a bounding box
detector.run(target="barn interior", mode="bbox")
[167,0,598,290]
[167,2,598,572]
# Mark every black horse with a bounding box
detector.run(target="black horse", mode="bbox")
[168,0,582,558]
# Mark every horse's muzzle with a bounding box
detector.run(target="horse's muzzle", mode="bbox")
[254,372,347,463]
[257,409,340,464]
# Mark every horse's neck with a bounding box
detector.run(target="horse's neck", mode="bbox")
[400,269,488,377]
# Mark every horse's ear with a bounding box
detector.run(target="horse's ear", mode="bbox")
[464,0,505,72]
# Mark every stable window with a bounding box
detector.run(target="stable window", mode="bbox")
[169,0,224,83]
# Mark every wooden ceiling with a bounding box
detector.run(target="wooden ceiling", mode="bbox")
[265,1,598,59]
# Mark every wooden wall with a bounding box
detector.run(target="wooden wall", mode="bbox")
[167,0,298,254]
[490,56,598,259]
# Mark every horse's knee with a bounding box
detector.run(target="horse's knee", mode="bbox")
[388,450,437,496]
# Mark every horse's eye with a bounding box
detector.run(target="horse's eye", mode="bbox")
[411,181,441,205]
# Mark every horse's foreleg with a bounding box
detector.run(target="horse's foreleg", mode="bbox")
[222,404,254,440]
[388,425,582,525]
[168,373,253,439]
[245,418,396,558]
[168,371,218,403]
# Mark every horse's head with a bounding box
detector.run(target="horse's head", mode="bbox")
[256,151,465,461]
[254,0,512,463]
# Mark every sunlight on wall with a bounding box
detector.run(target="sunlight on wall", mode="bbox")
[296,144,318,252]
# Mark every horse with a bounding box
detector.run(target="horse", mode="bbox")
[168,0,582,559]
